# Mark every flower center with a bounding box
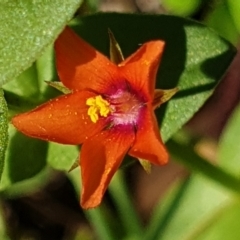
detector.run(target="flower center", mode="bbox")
[109,89,144,126]
[86,95,112,123]
[86,83,146,125]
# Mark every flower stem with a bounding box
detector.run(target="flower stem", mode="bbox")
[68,168,115,240]
[108,170,143,238]
[84,208,115,240]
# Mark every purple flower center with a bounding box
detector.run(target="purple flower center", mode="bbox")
[107,82,146,126]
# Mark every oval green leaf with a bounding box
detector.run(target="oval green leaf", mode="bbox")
[0,0,83,86]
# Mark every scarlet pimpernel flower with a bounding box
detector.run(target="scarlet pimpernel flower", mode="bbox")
[12,27,175,209]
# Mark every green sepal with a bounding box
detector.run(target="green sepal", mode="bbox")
[153,88,178,109]
[45,81,72,94]
[108,29,125,64]
[68,157,79,172]
[139,159,152,174]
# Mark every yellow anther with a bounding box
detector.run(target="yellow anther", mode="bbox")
[86,95,112,123]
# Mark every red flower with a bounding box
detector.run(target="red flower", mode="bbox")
[12,27,169,209]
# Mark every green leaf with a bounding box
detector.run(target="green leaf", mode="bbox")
[1,126,47,185]
[4,63,40,99]
[0,125,52,198]
[3,46,52,110]
[0,89,8,180]
[0,0,83,86]
[3,63,43,118]
[3,45,60,116]
[47,142,78,171]
[218,104,240,179]
[71,13,236,141]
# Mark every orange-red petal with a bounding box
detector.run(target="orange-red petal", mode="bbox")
[12,91,106,144]
[80,126,135,209]
[129,105,168,165]
[119,41,165,98]
[55,27,121,94]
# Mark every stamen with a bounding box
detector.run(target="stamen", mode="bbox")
[86,95,112,123]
